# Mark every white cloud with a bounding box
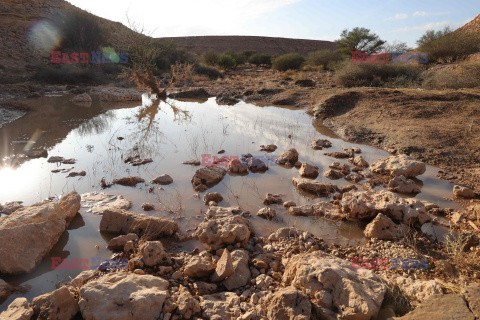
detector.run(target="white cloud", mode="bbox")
[413,11,450,17]
[66,0,302,37]
[392,21,450,32]
[385,13,408,21]
[413,11,426,17]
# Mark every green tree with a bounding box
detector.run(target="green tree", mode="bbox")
[416,26,452,47]
[336,27,385,54]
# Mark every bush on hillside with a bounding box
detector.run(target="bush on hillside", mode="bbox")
[335,62,424,87]
[202,50,219,66]
[33,64,100,84]
[194,65,223,80]
[306,50,344,70]
[248,53,272,67]
[422,63,480,89]
[272,53,305,71]
[420,32,480,64]
[216,54,236,69]
[55,8,105,51]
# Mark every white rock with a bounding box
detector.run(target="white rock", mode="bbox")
[370,154,426,177]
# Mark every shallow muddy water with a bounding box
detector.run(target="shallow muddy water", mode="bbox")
[0,94,459,310]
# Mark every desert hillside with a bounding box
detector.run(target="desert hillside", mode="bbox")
[157,35,338,55]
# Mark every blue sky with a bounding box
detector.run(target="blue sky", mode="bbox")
[66,0,478,47]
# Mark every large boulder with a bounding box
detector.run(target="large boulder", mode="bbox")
[283,252,386,320]
[191,166,227,192]
[32,286,79,320]
[194,213,252,250]
[288,201,344,220]
[0,298,34,320]
[341,190,430,225]
[292,178,338,197]
[394,294,475,320]
[267,287,311,320]
[99,208,178,239]
[370,154,426,178]
[0,192,80,274]
[79,273,169,320]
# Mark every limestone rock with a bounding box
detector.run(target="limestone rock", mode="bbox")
[32,286,79,320]
[394,294,474,320]
[191,166,227,192]
[227,158,248,174]
[257,207,276,220]
[223,250,251,290]
[353,155,369,168]
[311,139,332,150]
[79,273,169,320]
[464,283,480,318]
[211,249,234,282]
[194,214,252,250]
[0,298,34,320]
[283,252,386,320]
[200,292,242,320]
[370,154,426,178]
[283,201,297,209]
[267,287,311,320]
[152,174,173,185]
[139,241,168,267]
[99,208,178,239]
[0,192,80,274]
[107,233,139,250]
[289,201,344,220]
[263,193,283,205]
[278,149,299,166]
[395,276,442,302]
[204,192,223,205]
[299,163,319,178]
[388,175,421,194]
[454,185,475,199]
[323,169,345,180]
[292,177,338,197]
[364,213,405,240]
[260,144,277,152]
[341,190,429,225]
[184,255,216,278]
[112,176,145,186]
[0,278,13,302]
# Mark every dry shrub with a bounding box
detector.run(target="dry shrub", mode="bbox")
[381,281,413,316]
[422,62,480,89]
[444,231,480,277]
[130,68,165,98]
[421,32,480,64]
[335,62,424,87]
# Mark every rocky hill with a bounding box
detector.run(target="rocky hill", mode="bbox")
[157,35,338,56]
[455,14,480,35]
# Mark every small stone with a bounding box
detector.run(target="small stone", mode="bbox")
[454,185,475,199]
[257,207,276,220]
[283,201,296,209]
[299,163,319,178]
[152,174,173,185]
[142,203,155,211]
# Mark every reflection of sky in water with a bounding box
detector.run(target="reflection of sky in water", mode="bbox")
[0,96,459,311]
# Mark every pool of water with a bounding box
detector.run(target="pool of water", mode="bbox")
[0,94,459,310]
